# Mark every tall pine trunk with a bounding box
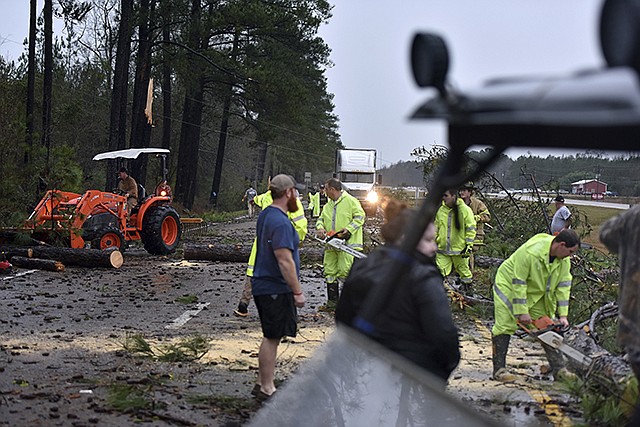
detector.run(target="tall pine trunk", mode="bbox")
[24,0,36,165]
[129,0,154,188]
[174,0,204,210]
[175,77,205,209]
[161,2,172,152]
[107,0,132,191]
[255,120,269,183]
[41,0,53,181]
[209,30,239,207]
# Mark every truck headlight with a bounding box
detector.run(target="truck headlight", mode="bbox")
[366,191,379,204]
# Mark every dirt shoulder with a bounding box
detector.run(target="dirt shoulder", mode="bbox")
[0,217,582,426]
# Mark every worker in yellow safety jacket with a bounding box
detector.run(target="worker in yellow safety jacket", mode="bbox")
[459,181,491,271]
[315,178,365,305]
[491,230,580,382]
[308,190,320,217]
[233,188,307,317]
[434,189,476,288]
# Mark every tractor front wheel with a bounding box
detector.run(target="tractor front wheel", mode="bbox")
[91,227,126,252]
[141,205,182,255]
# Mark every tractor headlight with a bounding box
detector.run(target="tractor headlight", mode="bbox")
[366,190,379,204]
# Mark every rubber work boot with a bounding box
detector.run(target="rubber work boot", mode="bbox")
[461,279,473,294]
[326,282,339,306]
[492,335,518,382]
[234,302,249,317]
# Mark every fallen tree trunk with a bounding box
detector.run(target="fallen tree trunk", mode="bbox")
[564,327,633,385]
[11,256,64,272]
[2,246,123,268]
[183,243,326,263]
[0,246,33,260]
[29,246,123,269]
[183,244,499,266]
[183,243,250,263]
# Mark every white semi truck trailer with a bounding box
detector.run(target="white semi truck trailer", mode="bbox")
[335,148,380,216]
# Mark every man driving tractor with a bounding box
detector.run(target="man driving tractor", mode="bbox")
[117,167,138,215]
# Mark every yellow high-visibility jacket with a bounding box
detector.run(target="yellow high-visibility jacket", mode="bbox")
[316,191,365,250]
[308,192,320,217]
[494,233,572,318]
[435,198,476,255]
[246,191,307,276]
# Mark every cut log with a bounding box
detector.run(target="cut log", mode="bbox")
[23,246,123,268]
[11,256,64,272]
[183,243,326,263]
[0,246,33,260]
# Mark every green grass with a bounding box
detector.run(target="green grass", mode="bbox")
[574,205,623,252]
[107,384,154,411]
[174,294,199,304]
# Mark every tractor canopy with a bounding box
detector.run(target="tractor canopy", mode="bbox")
[92,148,170,161]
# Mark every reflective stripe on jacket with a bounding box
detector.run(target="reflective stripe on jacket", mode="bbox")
[316,190,365,250]
[246,191,307,276]
[494,233,572,317]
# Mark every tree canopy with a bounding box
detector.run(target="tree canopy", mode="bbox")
[0,0,341,224]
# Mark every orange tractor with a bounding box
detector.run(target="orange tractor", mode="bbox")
[25,148,182,255]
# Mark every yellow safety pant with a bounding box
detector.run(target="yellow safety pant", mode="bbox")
[323,249,355,284]
[436,253,472,283]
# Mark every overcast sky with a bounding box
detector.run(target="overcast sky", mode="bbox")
[0,1,605,166]
[318,1,604,166]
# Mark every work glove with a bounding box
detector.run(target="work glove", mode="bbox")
[336,229,351,240]
[462,244,473,257]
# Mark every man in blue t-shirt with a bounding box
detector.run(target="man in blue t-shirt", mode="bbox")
[251,174,306,401]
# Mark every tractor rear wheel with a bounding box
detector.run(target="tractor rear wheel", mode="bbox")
[141,205,181,255]
[91,227,126,252]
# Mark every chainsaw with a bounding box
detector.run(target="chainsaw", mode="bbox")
[312,231,367,259]
[517,316,593,367]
